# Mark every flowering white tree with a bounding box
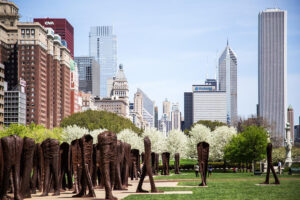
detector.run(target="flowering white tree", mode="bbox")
[89,128,107,144]
[117,129,143,152]
[187,124,212,159]
[210,126,237,161]
[62,125,89,144]
[142,127,166,153]
[166,129,188,158]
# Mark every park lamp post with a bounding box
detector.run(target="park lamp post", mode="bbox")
[284,122,293,167]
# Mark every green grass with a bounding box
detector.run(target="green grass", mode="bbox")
[154,171,300,180]
[125,173,300,200]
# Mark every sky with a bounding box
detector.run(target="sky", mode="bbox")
[15,0,300,122]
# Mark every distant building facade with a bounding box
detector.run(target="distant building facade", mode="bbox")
[163,98,171,121]
[171,103,181,130]
[137,88,154,127]
[219,42,237,125]
[184,92,193,130]
[89,26,117,98]
[193,91,227,123]
[34,18,74,58]
[258,9,287,144]
[75,56,99,95]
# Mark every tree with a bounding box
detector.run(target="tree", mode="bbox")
[62,125,89,144]
[142,127,166,154]
[60,110,142,134]
[225,125,269,171]
[191,120,227,131]
[187,124,212,159]
[166,129,188,158]
[117,129,143,152]
[210,126,237,161]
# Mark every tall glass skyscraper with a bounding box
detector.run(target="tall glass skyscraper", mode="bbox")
[218,41,237,125]
[137,88,154,127]
[258,9,287,144]
[89,26,117,97]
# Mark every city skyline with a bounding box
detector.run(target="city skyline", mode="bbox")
[14,0,300,119]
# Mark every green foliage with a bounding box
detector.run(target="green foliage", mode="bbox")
[225,126,269,164]
[60,110,142,134]
[191,120,227,131]
[0,123,64,143]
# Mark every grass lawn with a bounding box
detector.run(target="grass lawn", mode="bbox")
[125,172,300,200]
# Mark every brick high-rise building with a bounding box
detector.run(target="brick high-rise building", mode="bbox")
[17,23,71,128]
[34,18,74,58]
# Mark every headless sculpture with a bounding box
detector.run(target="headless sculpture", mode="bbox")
[197,142,209,186]
[114,140,126,190]
[130,149,139,180]
[151,152,156,175]
[161,152,170,175]
[122,142,131,188]
[174,153,180,174]
[98,131,117,200]
[31,143,43,194]
[59,142,73,190]
[263,143,280,184]
[20,137,35,198]
[136,136,158,193]
[0,135,23,200]
[71,139,82,194]
[73,135,96,197]
[41,138,60,196]
[92,144,102,188]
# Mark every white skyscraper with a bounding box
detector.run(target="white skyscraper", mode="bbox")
[258,9,287,144]
[171,103,181,130]
[89,26,117,98]
[218,41,237,125]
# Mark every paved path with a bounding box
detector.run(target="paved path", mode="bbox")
[26,179,192,200]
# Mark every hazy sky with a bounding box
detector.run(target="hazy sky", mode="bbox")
[15,0,300,121]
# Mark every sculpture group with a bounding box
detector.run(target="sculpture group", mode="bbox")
[0,132,177,200]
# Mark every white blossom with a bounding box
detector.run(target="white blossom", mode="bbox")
[142,127,166,154]
[62,125,89,144]
[117,129,143,152]
[166,129,188,158]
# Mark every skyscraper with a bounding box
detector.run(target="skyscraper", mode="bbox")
[162,98,171,121]
[89,26,117,98]
[136,88,154,127]
[258,9,287,143]
[34,18,74,58]
[184,92,193,130]
[74,56,100,96]
[171,103,181,130]
[218,41,237,125]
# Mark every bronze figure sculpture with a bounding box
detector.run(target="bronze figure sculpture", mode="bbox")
[155,153,159,175]
[263,143,280,184]
[92,144,102,187]
[73,135,96,197]
[98,131,117,200]
[0,135,23,200]
[20,137,35,198]
[59,142,73,190]
[31,143,43,194]
[114,140,126,190]
[161,152,170,175]
[174,153,180,174]
[197,142,209,186]
[40,138,60,196]
[136,136,158,193]
[130,149,139,180]
[71,139,82,194]
[121,142,131,188]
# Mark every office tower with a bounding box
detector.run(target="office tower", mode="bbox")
[70,59,80,114]
[136,88,154,127]
[4,79,26,126]
[89,26,117,98]
[287,105,294,144]
[192,79,217,92]
[219,41,237,125]
[34,18,74,58]
[258,9,287,143]
[171,103,181,130]
[74,56,99,95]
[193,91,227,123]
[184,92,193,130]
[0,0,19,90]
[162,98,171,121]
[154,106,158,128]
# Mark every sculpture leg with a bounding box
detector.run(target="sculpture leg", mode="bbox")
[270,164,280,184]
[51,157,60,196]
[67,169,73,190]
[103,161,117,200]
[12,164,22,200]
[264,165,270,184]
[0,159,11,199]
[41,159,50,196]
[146,164,157,193]
[85,164,96,197]
[31,165,38,194]
[136,166,148,193]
